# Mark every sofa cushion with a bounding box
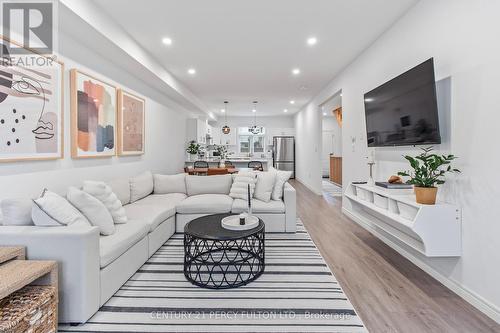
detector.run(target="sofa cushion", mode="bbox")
[232,198,285,214]
[124,193,186,231]
[130,171,154,202]
[106,178,131,205]
[176,194,233,214]
[100,220,149,268]
[186,174,232,196]
[154,173,186,194]
[1,198,33,226]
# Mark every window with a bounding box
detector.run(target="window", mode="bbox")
[238,127,266,155]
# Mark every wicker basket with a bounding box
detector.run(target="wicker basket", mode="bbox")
[0,285,57,333]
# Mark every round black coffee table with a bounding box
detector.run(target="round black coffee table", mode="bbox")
[184,213,265,289]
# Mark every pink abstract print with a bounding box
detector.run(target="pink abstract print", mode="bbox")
[122,93,144,153]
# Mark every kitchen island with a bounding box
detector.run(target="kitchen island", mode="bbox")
[185,158,270,170]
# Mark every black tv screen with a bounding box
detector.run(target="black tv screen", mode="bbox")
[364,58,441,147]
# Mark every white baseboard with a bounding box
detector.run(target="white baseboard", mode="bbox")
[295,177,322,195]
[342,207,500,324]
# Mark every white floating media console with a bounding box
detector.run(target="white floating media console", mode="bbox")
[344,182,461,257]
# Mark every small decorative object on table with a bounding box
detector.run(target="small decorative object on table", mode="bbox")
[247,183,252,216]
[239,213,246,225]
[398,146,460,204]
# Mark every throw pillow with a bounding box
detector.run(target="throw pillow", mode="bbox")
[154,173,187,194]
[83,181,128,224]
[229,171,257,200]
[253,169,277,202]
[270,167,293,201]
[32,189,90,226]
[67,187,115,235]
[1,198,33,226]
[130,171,154,202]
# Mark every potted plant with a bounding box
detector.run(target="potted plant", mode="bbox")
[186,141,200,161]
[398,147,460,204]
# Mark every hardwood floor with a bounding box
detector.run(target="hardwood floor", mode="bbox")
[290,179,500,333]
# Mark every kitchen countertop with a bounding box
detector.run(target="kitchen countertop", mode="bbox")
[185,158,269,163]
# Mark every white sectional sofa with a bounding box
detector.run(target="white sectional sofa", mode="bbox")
[0,173,296,324]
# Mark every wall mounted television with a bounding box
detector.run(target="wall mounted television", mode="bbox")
[364,58,441,147]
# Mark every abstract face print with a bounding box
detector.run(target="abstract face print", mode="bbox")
[0,39,63,161]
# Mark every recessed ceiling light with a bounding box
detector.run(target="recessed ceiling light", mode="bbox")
[307,37,317,46]
[340,93,343,97]
[252,109,256,113]
[292,68,300,75]
[187,68,196,75]
[323,112,327,116]
[220,109,225,113]
[283,109,288,113]
[162,37,173,45]
[289,100,295,104]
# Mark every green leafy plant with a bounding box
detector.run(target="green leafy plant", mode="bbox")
[186,141,200,155]
[214,144,232,159]
[397,147,460,188]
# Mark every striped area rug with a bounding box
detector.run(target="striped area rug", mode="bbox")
[59,220,366,333]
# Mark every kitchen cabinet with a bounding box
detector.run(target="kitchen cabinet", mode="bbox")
[266,128,295,145]
[330,156,342,185]
[187,118,208,144]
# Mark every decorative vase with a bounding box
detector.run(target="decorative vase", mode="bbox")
[189,153,197,161]
[414,186,438,205]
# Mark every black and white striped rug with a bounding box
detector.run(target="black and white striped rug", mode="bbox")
[60,220,366,332]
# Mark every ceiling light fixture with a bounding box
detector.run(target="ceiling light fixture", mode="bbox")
[292,68,301,75]
[220,108,225,113]
[283,109,288,113]
[222,101,230,134]
[307,37,317,46]
[249,101,262,135]
[289,100,295,104]
[323,112,327,116]
[188,68,196,75]
[162,37,173,45]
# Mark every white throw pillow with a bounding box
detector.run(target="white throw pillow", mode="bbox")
[32,190,90,226]
[130,171,154,202]
[67,187,115,235]
[253,170,277,202]
[270,167,293,201]
[154,173,187,194]
[83,181,128,224]
[1,198,33,226]
[229,172,257,200]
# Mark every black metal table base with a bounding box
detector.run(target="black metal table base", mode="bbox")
[184,227,265,289]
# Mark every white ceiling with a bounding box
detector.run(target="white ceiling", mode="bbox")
[93,0,417,116]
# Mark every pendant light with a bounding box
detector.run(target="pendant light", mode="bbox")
[222,101,230,134]
[249,101,262,134]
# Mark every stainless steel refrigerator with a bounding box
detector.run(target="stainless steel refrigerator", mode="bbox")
[272,136,295,178]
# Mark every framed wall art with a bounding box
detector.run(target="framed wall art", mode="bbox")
[117,89,145,156]
[70,69,117,158]
[0,36,64,162]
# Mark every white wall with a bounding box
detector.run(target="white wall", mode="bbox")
[294,0,500,321]
[0,25,187,200]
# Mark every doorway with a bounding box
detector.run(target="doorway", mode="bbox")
[319,91,342,197]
